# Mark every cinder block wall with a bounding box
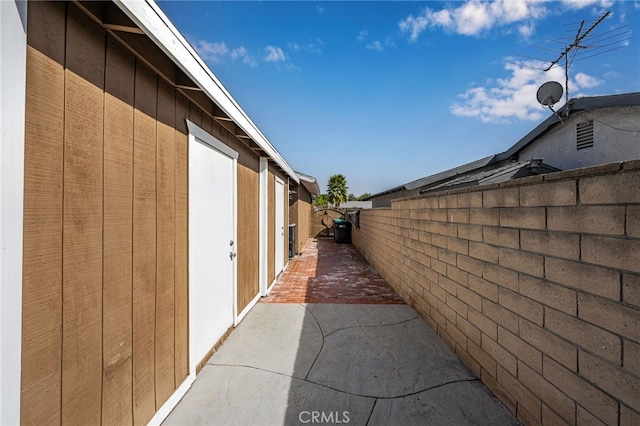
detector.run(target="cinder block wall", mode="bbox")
[352,160,640,426]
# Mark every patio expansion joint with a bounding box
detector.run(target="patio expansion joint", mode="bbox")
[322,315,421,338]
[207,363,480,401]
[365,398,378,426]
[300,303,326,381]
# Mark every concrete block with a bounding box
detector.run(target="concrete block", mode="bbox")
[483,226,520,249]
[499,247,544,277]
[483,337,517,376]
[482,299,518,334]
[520,180,577,207]
[623,273,640,309]
[545,257,620,300]
[548,205,625,235]
[579,293,640,343]
[498,327,542,372]
[579,350,640,414]
[470,208,500,226]
[483,263,519,291]
[519,274,577,315]
[519,318,577,371]
[521,229,579,260]
[546,307,621,366]
[484,187,520,208]
[499,207,546,230]
[582,235,640,274]
[469,308,498,340]
[518,362,576,425]
[580,171,640,204]
[499,287,543,325]
[543,357,618,425]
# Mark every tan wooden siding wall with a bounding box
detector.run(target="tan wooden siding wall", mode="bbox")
[192,101,260,317]
[296,199,312,254]
[290,185,312,255]
[268,172,276,284]
[238,164,260,312]
[21,2,260,424]
[267,167,290,284]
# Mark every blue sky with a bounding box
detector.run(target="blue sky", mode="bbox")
[157,0,639,196]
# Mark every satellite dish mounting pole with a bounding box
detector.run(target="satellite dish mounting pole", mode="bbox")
[564,53,570,115]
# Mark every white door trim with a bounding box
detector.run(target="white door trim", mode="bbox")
[274,176,285,277]
[259,157,269,296]
[1,1,27,424]
[186,119,238,375]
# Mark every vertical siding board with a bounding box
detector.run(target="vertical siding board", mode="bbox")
[237,165,259,312]
[155,81,176,406]
[174,95,189,385]
[132,64,158,425]
[61,7,105,424]
[102,40,134,426]
[189,102,202,127]
[21,2,66,422]
[201,114,213,135]
[268,173,275,284]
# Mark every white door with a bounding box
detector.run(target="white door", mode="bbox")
[188,122,237,369]
[275,178,285,275]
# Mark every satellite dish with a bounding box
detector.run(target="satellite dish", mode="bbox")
[536,81,563,106]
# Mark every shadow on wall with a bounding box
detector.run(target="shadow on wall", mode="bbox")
[310,209,343,238]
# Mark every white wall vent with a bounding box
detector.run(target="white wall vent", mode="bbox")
[576,120,594,150]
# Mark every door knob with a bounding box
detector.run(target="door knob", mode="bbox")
[230,251,237,260]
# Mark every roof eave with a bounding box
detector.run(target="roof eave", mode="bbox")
[114,0,299,183]
[496,92,640,162]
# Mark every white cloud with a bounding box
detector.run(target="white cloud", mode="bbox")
[287,40,323,55]
[561,0,614,10]
[603,70,622,79]
[366,41,384,52]
[451,58,605,123]
[264,46,286,62]
[450,59,569,123]
[518,22,535,39]
[398,13,429,42]
[192,40,229,63]
[230,47,257,68]
[384,37,397,49]
[575,72,602,88]
[399,0,547,41]
[316,5,324,14]
[357,29,368,42]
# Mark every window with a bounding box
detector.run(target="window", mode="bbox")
[576,119,594,150]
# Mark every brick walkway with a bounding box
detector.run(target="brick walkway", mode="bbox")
[261,238,404,304]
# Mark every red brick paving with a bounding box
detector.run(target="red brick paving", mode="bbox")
[261,238,404,304]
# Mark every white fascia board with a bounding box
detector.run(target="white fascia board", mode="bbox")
[114,0,299,184]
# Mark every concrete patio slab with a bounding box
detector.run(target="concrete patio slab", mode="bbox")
[163,303,519,425]
[305,303,418,336]
[209,304,322,379]
[163,365,375,426]
[306,315,475,398]
[369,380,520,426]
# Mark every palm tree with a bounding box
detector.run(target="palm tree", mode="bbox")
[327,174,348,207]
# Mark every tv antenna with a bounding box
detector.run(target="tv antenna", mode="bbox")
[542,11,616,116]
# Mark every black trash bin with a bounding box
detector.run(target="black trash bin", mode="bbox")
[333,219,352,244]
